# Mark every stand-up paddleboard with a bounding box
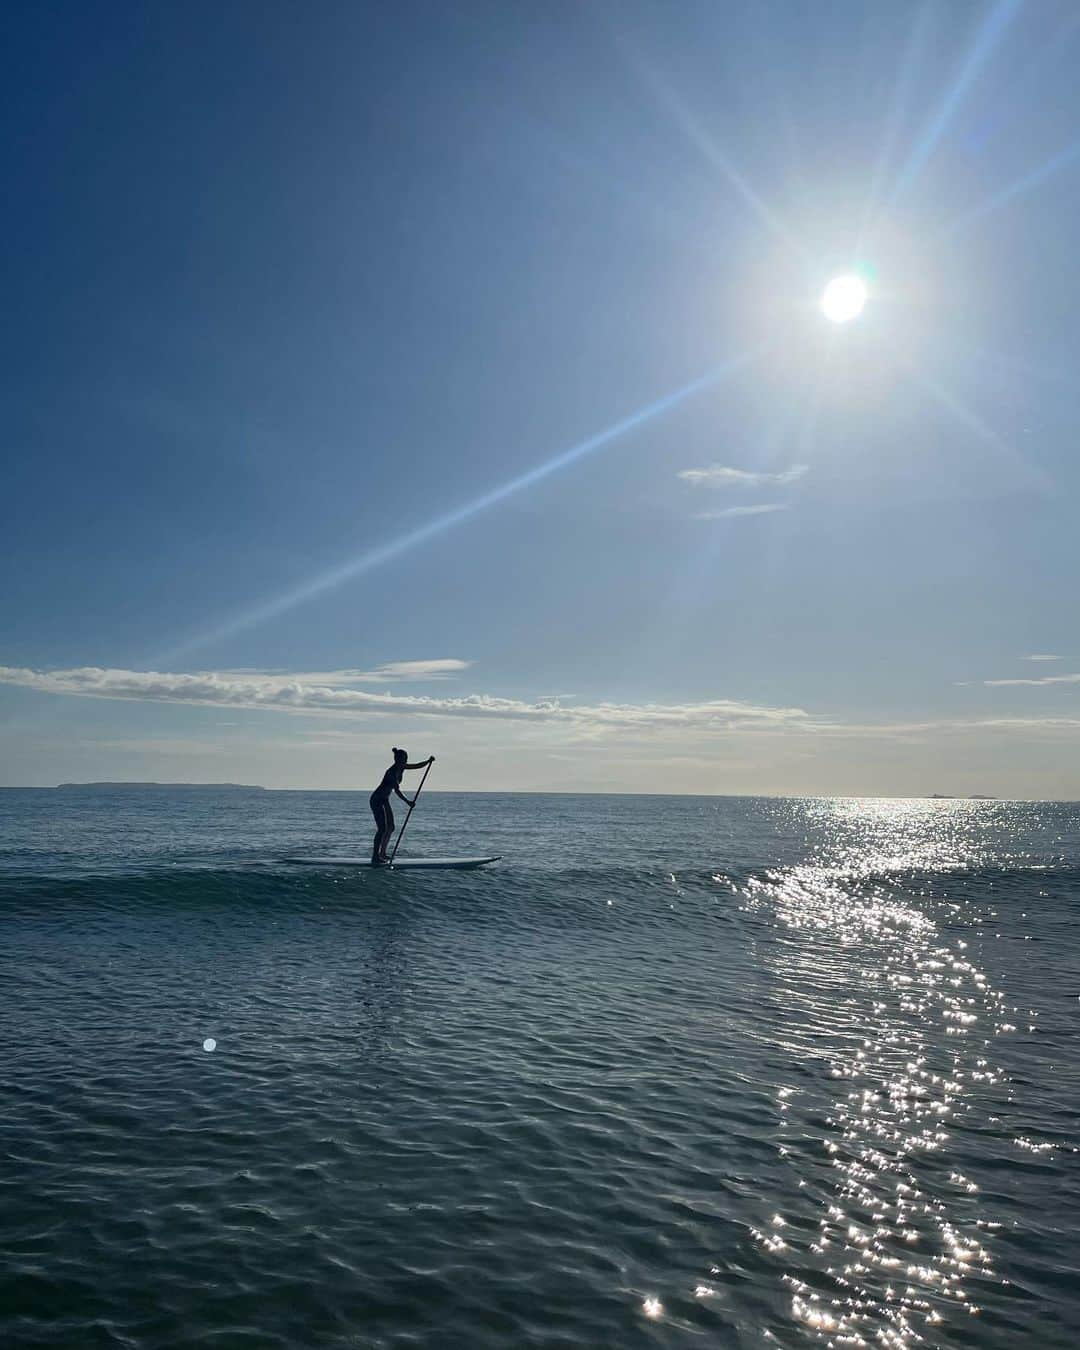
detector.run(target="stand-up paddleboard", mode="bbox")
[281,856,501,870]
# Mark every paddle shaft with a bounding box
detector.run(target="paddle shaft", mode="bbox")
[389,760,433,865]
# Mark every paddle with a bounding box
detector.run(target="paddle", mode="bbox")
[388,757,434,866]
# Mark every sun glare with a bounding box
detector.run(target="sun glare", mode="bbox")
[821,274,867,323]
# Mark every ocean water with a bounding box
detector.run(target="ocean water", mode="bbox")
[1,788,1078,1350]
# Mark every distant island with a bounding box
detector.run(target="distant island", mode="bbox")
[55,782,266,790]
[929,793,998,800]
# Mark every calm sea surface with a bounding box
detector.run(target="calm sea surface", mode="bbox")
[1,789,1078,1348]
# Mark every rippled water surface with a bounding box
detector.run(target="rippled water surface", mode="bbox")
[2,789,1078,1348]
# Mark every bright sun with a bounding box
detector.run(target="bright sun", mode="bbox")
[821,274,867,323]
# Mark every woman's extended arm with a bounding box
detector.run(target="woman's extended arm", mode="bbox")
[404,756,434,770]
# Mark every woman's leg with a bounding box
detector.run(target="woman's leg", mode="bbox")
[380,803,395,859]
[371,798,388,863]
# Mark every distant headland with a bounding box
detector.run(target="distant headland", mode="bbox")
[55,782,267,790]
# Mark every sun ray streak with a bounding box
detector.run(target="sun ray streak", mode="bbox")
[623,51,808,262]
[889,0,1023,204]
[906,367,1049,494]
[860,2,935,241]
[160,355,757,660]
[940,139,1080,236]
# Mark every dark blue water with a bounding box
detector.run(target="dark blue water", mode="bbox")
[2,789,1078,1347]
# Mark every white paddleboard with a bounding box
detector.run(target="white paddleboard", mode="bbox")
[282,856,500,870]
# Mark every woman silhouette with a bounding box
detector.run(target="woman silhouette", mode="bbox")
[370,747,434,864]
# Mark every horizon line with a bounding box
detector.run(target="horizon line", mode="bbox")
[0,784,1067,802]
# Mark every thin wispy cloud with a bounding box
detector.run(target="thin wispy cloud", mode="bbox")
[678,464,808,488]
[696,503,787,521]
[955,655,1070,687]
[981,673,1080,687]
[795,716,1080,738]
[227,660,472,685]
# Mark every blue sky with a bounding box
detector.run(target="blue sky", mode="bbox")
[2,0,1079,795]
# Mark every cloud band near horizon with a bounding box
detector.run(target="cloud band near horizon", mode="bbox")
[4,664,1080,744]
[0,665,810,731]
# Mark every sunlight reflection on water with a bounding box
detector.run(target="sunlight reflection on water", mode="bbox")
[740,800,1020,1346]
